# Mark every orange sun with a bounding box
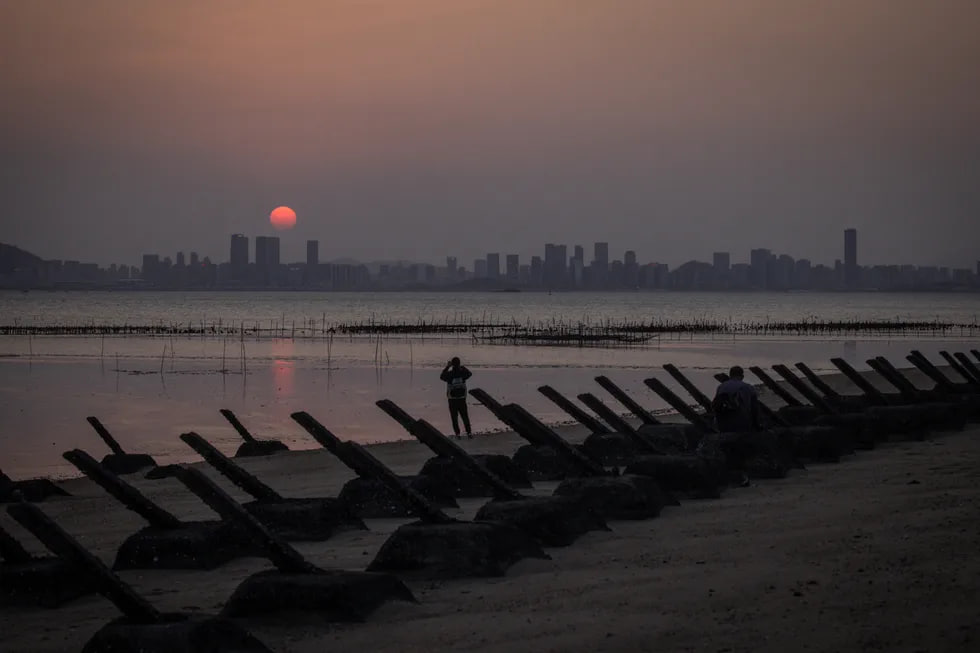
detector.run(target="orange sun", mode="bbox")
[269,206,297,230]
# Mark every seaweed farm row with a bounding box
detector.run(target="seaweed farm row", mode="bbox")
[1,317,979,344]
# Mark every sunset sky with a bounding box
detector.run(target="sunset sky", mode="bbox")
[1,0,978,268]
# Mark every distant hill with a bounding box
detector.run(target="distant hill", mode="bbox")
[0,243,43,274]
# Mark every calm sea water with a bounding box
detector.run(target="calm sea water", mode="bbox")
[2,289,979,328]
[1,290,978,479]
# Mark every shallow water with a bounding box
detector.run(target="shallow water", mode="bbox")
[3,289,979,330]
[2,328,976,479]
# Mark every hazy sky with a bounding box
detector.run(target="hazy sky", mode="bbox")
[2,0,978,269]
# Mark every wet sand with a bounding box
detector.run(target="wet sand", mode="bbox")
[2,368,979,652]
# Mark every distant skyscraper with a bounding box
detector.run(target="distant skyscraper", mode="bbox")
[474,258,488,279]
[594,242,609,267]
[306,240,319,267]
[230,234,248,272]
[530,255,543,286]
[712,252,730,272]
[446,256,458,277]
[505,254,519,282]
[141,254,159,282]
[573,245,584,264]
[486,253,500,279]
[750,248,772,288]
[189,251,199,266]
[844,228,858,287]
[255,236,280,267]
[175,251,185,267]
[624,250,637,267]
[543,244,568,287]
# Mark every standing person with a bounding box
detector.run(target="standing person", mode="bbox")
[709,365,762,487]
[440,357,473,438]
[712,365,762,433]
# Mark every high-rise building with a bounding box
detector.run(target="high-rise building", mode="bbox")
[306,240,319,267]
[189,252,199,267]
[543,244,567,287]
[175,251,185,267]
[474,258,488,279]
[712,252,730,273]
[141,254,159,283]
[230,234,249,279]
[573,245,584,264]
[486,253,500,279]
[255,236,280,267]
[446,256,458,277]
[530,256,543,286]
[750,248,772,289]
[255,236,280,285]
[505,254,519,282]
[593,242,609,267]
[590,241,610,289]
[795,259,812,288]
[844,228,858,287]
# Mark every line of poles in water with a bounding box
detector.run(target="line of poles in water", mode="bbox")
[1,317,978,344]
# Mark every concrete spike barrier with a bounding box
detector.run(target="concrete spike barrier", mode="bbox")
[777,407,879,447]
[337,476,458,518]
[234,440,288,458]
[510,444,576,482]
[475,454,533,487]
[100,453,159,476]
[473,496,609,547]
[937,395,980,422]
[770,426,847,463]
[112,521,260,571]
[418,455,532,497]
[701,430,797,480]
[900,402,969,432]
[0,479,71,503]
[857,406,934,441]
[553,475,679,520]
[0,557,96,608]
[623,455,722,499]
[144,464,183,480]
[578,432,637,465]
[82,614,271,653]
[220,569,416,622]
[367,520,550,579]
[242,498,366,542]
[637,423,702,452]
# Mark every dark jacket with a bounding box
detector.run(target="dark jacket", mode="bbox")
[712,378,761,433]
[440,365,472,399]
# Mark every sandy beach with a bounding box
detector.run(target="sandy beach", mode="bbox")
[2,367,979,652]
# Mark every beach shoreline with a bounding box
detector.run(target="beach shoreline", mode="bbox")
[2,361,979,652]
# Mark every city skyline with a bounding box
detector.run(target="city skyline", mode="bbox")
[2,1,979,270]
[3,222,978,274]
[4,227,979,292]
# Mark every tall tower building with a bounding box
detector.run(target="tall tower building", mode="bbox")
[306,240,319,267]
[594,242,609,267]
[505,254,519,282]
[750,248,772,289]
[255,236,280,285]
[844,228,858,287]
[255,236,280,267]
[230,234,248,280]
[486,253,500,279]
